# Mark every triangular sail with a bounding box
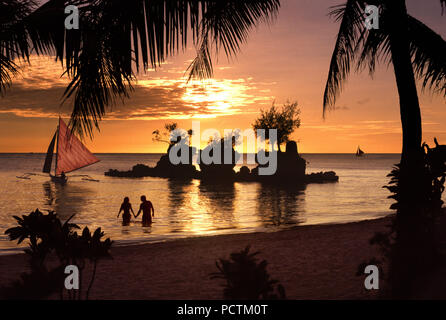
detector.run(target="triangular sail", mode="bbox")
[43,131,57,173]
[56,118,100,175]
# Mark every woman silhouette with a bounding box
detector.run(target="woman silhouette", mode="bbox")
[118,197,134,225]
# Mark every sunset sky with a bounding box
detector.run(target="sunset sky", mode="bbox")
[0,0,445,153]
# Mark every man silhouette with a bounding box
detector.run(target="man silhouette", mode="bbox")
[136,195,154,226]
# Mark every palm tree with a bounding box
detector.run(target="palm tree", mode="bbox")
[325,0,445,157]
[0,0,280,137]
[324,0,446,214]
[324,0,446,297]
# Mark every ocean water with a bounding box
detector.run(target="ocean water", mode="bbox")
[0,153,408,254]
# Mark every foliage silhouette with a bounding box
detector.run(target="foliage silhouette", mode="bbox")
[361,139,446,298]
[252,101,301,152]
[0,0,280,138]
[3,209,112,300]
[326,0,446,298]
[210,246,286,300]
[324,0,446,223]
[324,1,445,157]
[152,122,193,147]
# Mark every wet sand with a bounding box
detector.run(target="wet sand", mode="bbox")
[0,217,391,299]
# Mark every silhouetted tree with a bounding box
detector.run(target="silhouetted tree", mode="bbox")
[152,122,194,146]
[324,0,445,200]
[325,0,446,298]
[252,101,301,152]
[0,0,280,138]
[324,1,445,160]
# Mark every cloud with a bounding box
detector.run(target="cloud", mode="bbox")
[0,56,273,121]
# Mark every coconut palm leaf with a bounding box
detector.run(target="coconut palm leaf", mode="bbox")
[188,0,279,81]
[324,0,446,114]
[0,0,37,95]
[322,0,367,113]
[3,0,279,138]
[407,15,446,97]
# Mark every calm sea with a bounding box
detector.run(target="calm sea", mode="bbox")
[0,153,415,254]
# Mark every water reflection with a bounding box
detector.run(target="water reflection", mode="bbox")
[42,181,91,220]
[142,225,153,234]
[255,183,306,227]
[198,181,237,229]
[0,153,400,254]
[121,225,131,235]
[167,178,194,233]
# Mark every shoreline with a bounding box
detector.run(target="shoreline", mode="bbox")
[0,215,391,257]
[0,216,392,299]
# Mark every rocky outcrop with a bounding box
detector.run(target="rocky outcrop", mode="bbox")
[154,145,200,179]
[105,140,200,179]
[305,171,339,183]
[105,140,339,184]
[199,138,240,182]
[251,141,306,184]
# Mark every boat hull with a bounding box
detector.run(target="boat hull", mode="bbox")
[50,175,68,184]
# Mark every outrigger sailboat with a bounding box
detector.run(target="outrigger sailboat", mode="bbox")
[43,118,100,183]
[355,146,365,157]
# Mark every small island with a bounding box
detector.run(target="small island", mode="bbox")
[105,103,339,184]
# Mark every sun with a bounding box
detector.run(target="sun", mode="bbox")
[181,79,248,117]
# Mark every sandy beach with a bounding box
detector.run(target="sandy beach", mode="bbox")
[0,217,391,300]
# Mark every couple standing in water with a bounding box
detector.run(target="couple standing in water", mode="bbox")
[118,196,154,226]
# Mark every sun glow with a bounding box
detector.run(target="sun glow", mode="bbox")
[181,79,250,117]
[131,77,270,120]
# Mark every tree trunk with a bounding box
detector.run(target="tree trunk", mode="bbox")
[388,0,427,219]
[386,0,431,299]
[388,0,422,161]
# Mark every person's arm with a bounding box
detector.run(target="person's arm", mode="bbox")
[130,204,136,217]
[135,204,141,218]
[117,205,123,218]
[151,202,155,217]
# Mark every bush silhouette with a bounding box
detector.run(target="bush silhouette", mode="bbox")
[211,246,286,300]
[3,209,112,300]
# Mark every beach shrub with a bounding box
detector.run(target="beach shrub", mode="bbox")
[211,246,286,300]
[3,209,113,300]
[363,139,446,298]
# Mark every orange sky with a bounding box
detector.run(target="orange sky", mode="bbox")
[0,0,445,153]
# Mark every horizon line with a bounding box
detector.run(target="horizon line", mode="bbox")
[0,152,403,155]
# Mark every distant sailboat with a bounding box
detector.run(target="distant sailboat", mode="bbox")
[355,146,365,157]
[43,118,100,183]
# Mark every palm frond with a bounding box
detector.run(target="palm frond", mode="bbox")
[407,15,446,98]
[355,6,392,75]
[323,0,367,114]
[187,0,280,81]
[16,0,279,138]
[0,0,37,95]
[0,55,19,96]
